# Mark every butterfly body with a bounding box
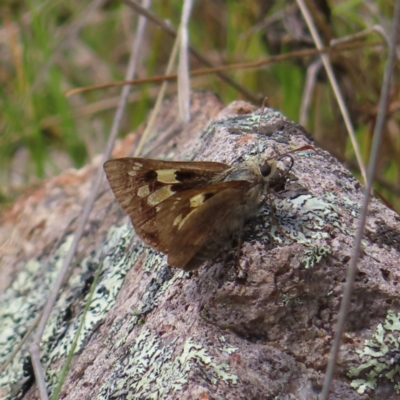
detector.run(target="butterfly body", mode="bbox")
[104,156,279,271]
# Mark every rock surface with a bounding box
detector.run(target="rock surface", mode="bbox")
[1,92,400,400]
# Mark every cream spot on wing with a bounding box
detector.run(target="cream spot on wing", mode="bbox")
[178,209,196,230]
[131,162,143,171]
[137,185,150,198]
[156,169,179,183]
[128,171,137,176]
[190,193,206,208]
[147,186,174,206]
[173,214,182,226]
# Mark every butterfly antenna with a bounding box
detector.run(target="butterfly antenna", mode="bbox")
[278,155,294,178]
[265,144,316,177]
[266,145,316,161]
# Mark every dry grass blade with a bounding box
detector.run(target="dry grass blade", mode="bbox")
[296,0,367,184]
[321,1,400,398]
[177,0,193,123]
[299,59,322,126]
[330,25,390,48]
[134,24,181,157]
[28,1,152,398]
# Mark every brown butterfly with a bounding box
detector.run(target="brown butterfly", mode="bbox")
[103,146,314,271]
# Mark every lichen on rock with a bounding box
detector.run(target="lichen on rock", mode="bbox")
[349,310,400,395]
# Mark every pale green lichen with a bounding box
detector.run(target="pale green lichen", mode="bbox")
[348,310,400,394]
[324,191,360,219]
[301,245,331,269]
[268,195,342,245]
[256,194,341,268]
[0,236,73,399]
[106,250,179,350]
[219,336,238,355]
[98,329,237,399]
[139,250,182,312]
[293,297,303,306]
[0,223,141,399]
[282,294,291,306]
[384,311,400,332]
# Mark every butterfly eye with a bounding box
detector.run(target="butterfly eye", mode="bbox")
[259,163,272,177]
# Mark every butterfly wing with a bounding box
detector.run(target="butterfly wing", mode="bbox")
[103,158,230,253]
[152,181,253,270]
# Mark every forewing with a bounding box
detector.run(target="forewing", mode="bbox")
[103,157,230,252]
[153,181,252,269]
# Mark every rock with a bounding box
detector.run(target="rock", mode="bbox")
[1,92,399,400]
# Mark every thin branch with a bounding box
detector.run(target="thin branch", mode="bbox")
[65,40,383,97]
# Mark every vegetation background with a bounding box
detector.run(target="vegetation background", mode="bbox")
[0,0,398,210]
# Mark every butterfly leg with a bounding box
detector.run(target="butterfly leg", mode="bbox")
[233,230,249,282]
[269,188,285,200]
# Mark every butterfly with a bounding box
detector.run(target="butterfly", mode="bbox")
[103,146,314,271]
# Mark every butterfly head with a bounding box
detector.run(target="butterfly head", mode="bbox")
[258,159,278,181]
[222,158,278,187]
